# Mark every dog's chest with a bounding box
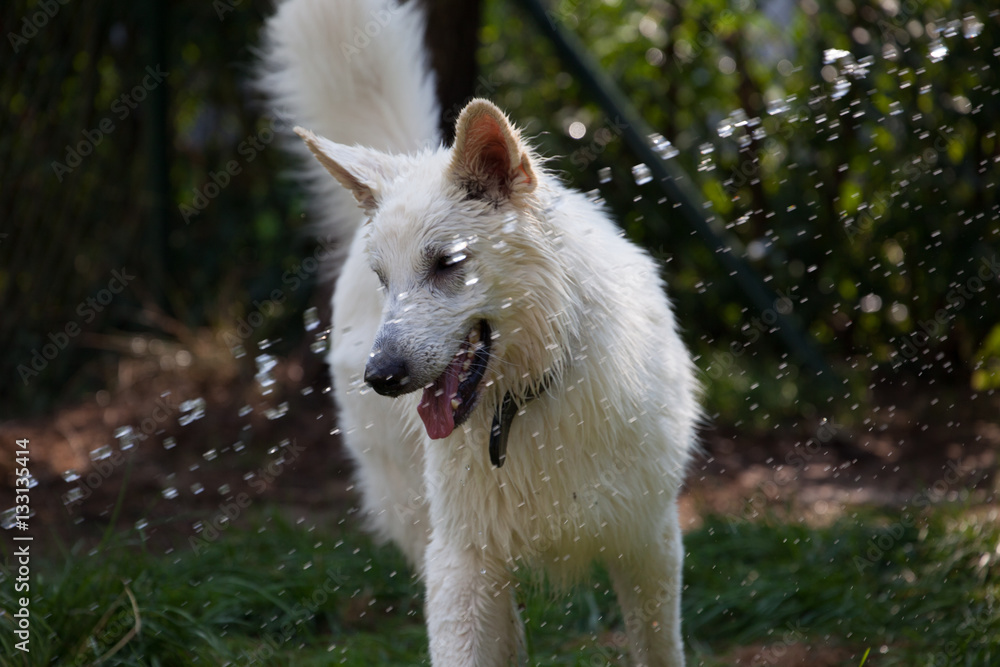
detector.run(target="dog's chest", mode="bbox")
[422,395,668,566]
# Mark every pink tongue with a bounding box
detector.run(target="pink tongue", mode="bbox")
[417,355,464,439]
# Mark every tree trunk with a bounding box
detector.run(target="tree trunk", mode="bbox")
[419,0,483,143]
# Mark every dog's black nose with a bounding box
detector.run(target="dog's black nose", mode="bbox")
[364,353,409,396]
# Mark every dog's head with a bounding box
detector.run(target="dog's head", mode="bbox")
[296,99,570,442]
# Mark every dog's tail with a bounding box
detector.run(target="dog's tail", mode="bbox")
[258,0,440,247]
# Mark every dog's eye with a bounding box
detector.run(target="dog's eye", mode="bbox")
[434,251,467,277]
[438,253,466,270]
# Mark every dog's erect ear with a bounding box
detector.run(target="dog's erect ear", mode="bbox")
[450,99,536,203]
[294,126,395,212]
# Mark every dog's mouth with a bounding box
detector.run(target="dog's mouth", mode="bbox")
[417,319,491,439]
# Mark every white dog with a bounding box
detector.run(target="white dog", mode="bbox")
[261,1,698,664]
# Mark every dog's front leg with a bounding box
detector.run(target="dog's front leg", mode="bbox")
[608,507,686,667]
[425,535,526,666]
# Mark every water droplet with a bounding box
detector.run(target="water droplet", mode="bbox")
[311,328,330,355]
[465,276,480,286]
[585,189,605,206]
[203,448,218,461]
[1,507,20,529]
[255,354,278,392]
[696,145,716,172]
[163,436,176,450]
[963,14,983,39]
[598,167,612,184]
[89,445,113,462]
[218,483,231,495]
[631,163,653,185]
[717,118,734,139]
[63,487,85,505]
[162,486,179,500]
[238,405,253,417]
[766,97,791,116]
[501,213,518,234]
[747,239,769,260]
[179,398,207,426]
[259,338,274,350]
[831,77,851,100]
[649,133,678,159]
[115,426,137,451]
[191,482,205,495]
[135,518,148,531]
[928,40,948,63]
[62,469,81,483]
[265,401,289,420]
[860,293,883,313]
[823,48,851,64]
[304,306,320,332]
[231,343,246,359]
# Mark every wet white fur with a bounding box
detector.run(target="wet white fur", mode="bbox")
[261,1,698,665]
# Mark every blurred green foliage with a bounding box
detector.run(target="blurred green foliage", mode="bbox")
[3,0,998,423]
[483,0,999,423]
[2,1,313,416]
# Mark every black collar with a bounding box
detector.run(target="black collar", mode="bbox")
[488,377,551,468]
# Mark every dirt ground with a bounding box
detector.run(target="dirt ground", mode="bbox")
[2,333,997,549]
[1,335,997,665]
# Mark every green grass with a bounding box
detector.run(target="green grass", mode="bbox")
[2,505,998,665]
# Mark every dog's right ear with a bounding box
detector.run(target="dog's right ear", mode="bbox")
[450,99,536,204]
[294,126,394,213]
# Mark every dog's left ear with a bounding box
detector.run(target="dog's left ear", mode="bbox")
[294,126,395,213]
[450,99,536,203]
